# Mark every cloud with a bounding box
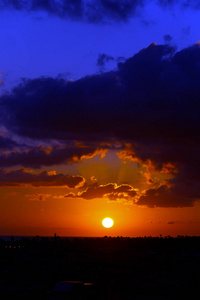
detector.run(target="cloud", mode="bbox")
[97,53,115,67]
[163,34,172,42]
[0,168,85,188]
[0,74,121,141]
[1,43,200,207]
[1,1,200,24]
[65,183,138,201]
[137,185,193,208]
[0,0,144,23]
[0,134,18,150]
[158,0,200,10]
[0,144,108,168]
[116,56,126,63]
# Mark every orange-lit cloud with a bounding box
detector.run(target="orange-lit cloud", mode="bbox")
[65,183,138,201]
[161,162,178,175]
[63,177,199,208]
[117,144,176,187]
[71,148,108,162]
[117,144,177,176]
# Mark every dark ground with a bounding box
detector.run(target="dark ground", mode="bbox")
[0,235,200,299]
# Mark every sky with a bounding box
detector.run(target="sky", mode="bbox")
[1,0,200,237]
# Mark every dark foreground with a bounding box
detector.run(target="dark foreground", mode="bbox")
[0,235,200,299]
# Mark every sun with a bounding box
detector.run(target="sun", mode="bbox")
[102,218,114,228]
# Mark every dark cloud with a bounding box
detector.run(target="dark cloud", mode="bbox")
[86,0,144,23]
[137,185,194,208]
[97,53,114,67]
[158,0,200,10]
[158,0,195,8]
[0,0,144,23]
[0,144,108,168]
[65,183,137,200]
[0,135,18,150]
[1,43,200,207]
[0,73,121,141]
[1,0,200,24]
[116,56,126,63]
[167,221,175,224]
[163,34,172,42]
[0,168,85,188]
[0,0,83,19]
[157,0,177,7]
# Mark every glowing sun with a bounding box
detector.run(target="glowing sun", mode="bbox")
[102,218,114,228]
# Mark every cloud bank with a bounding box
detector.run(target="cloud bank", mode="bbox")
[0,168,85,188]
[1,42,200,207]
[0,144,108,168]
[65,183,137,201]
[0,0,144,22]
[1,0,199,23]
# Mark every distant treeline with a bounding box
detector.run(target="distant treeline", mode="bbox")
[1,234,200,252]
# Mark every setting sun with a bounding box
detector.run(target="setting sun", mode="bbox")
[102,218,114,228]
